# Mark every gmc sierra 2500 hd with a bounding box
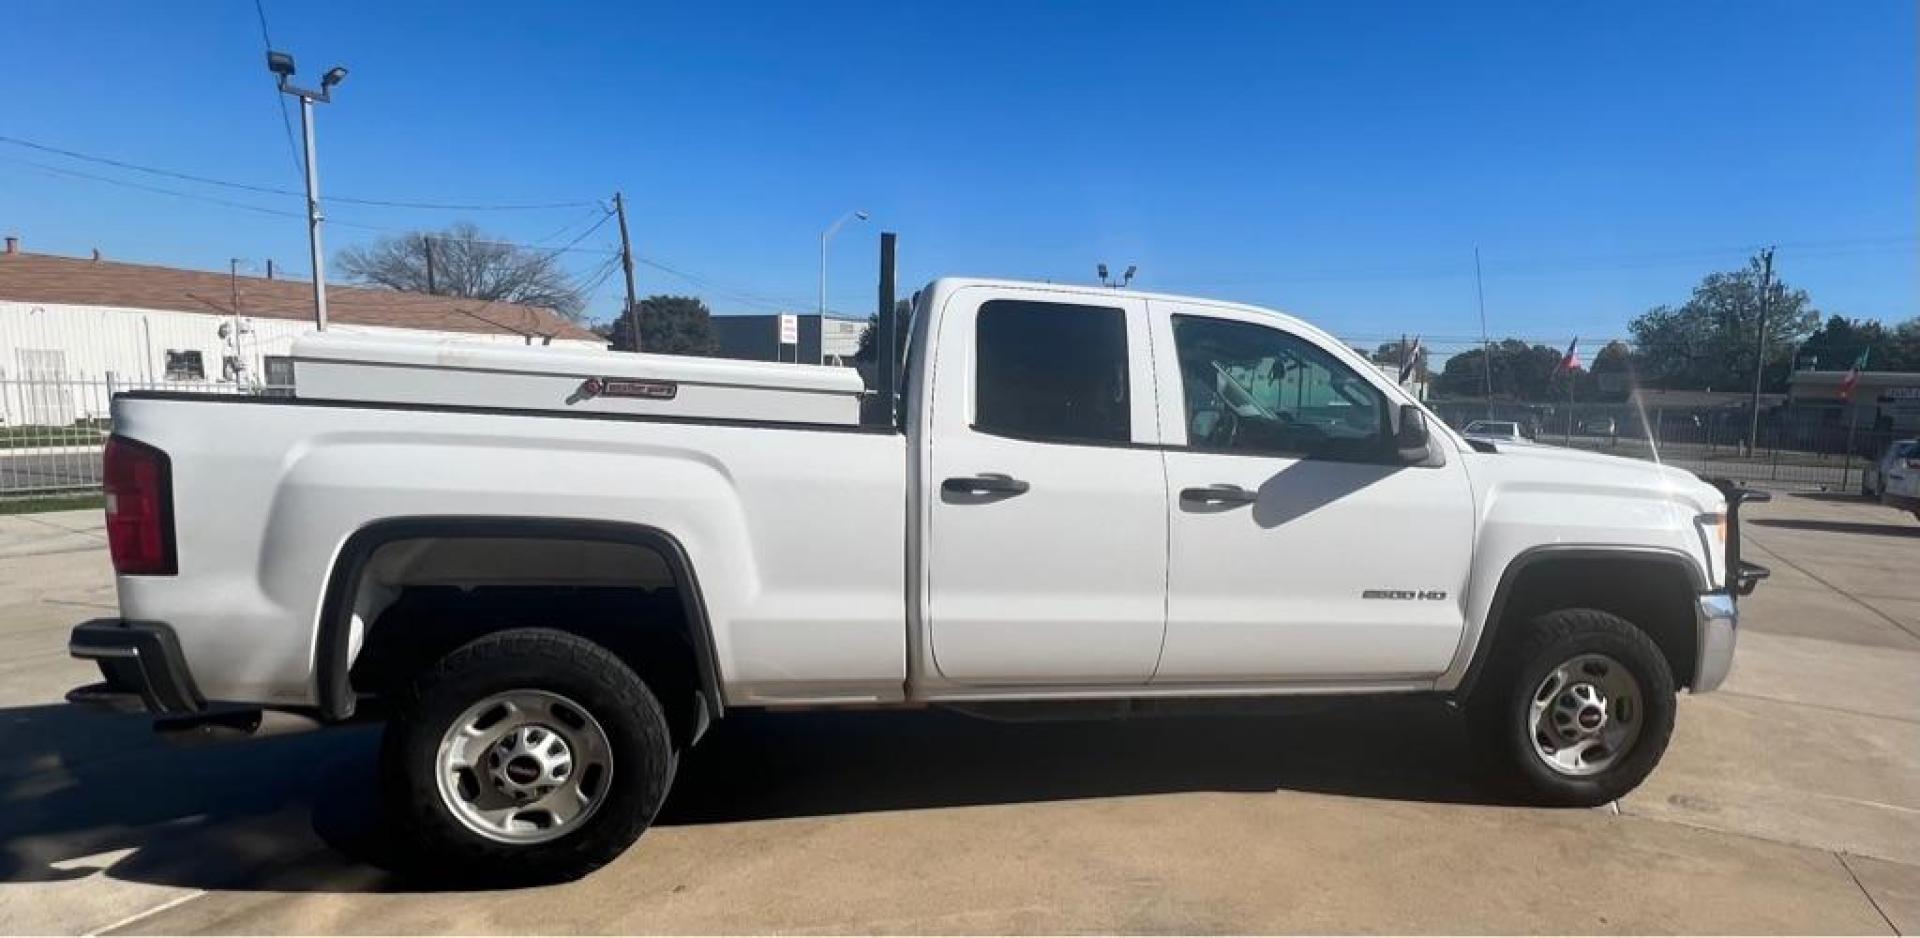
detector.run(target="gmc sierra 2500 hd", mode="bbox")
[69,277,1768,882]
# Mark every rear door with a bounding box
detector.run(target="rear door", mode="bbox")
[922,286,1168,684]
[1148,302,1475,683]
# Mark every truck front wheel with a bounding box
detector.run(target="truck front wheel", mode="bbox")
[379,627,675,884]
[1468,608,1677,806]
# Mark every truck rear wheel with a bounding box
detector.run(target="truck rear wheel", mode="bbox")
[1468,608,1676,807]
[379,627,674,884]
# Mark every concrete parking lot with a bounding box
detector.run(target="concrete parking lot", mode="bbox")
[1,493,1916,934]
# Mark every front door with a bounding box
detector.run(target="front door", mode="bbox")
[1149,304,1475,683]
[923,287,1168,684]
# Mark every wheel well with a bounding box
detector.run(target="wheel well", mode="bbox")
[1476,554,1700,692]
[319,521,721,746]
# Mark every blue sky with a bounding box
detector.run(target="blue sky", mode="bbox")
[2,1,1913,353]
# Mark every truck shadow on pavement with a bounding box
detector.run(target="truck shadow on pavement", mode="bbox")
[1749,517,1920,538]
[0,696,1502,894]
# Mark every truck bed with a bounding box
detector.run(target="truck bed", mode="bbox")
[108,389,909,709]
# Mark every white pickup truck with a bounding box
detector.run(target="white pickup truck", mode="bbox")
[69,277,1768,883]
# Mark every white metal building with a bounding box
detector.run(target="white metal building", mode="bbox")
[0,244,602,423]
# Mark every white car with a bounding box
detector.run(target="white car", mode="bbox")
[1462,419,1528,443]
[1862,439,1916,498]
[69,276,1766,882]
[1877,443,1920,519]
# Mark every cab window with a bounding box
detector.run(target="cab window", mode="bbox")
[1171,314,1387,460]
[975,299,1130,444]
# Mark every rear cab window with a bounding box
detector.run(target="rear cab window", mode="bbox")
[974,299,1131,445]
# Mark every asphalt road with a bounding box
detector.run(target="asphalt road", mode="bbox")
[0,495,1916,934]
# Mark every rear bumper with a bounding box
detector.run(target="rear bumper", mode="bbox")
[67,619,205,715]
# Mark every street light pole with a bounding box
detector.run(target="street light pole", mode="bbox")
[298,95,327,331]
[267,51,346,332]
[819,210,869,364]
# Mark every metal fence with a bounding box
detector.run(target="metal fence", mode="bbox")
[1432,400,1889,491]
[1,375,1897,498]
[0,375,275,496]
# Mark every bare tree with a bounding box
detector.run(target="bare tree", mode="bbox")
[335,222,588,320]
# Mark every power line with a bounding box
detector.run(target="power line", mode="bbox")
[533,204,613,245]
[0,133,597,212]
[631,255,813,312]
[9,155,621,257]
[7,155,311,222]
[249,0,304,181]
[545,211,616,254]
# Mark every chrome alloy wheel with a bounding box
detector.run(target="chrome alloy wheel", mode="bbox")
[434,689,614,844]
[1528,653,1643,777]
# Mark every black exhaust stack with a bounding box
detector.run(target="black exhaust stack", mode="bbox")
[873,231,899,428]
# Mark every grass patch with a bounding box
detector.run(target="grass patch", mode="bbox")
[0,426,108,449]
[0,491,105,515]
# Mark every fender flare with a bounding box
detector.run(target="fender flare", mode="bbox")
[1450,544,1705,701]
[314,516,725,723]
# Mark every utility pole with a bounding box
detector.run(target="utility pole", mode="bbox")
[423,235,437,294]
[229,259,247,385]
[1746,246,1775,455]
[1475,246,1493,418]
[613,191,640,352]
[267,51,346,331]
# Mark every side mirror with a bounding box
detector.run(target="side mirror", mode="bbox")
[1396,404,1432,463]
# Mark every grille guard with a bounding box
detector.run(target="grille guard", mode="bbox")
[1706,477,1772,596]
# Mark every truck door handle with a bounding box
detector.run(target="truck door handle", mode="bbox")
[1180,484,1258,507]
[942,473,1030,497]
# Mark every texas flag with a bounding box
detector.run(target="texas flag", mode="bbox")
[1555,337,1582,375]
[1398,336,1422,384]
[1839,348,1869,401]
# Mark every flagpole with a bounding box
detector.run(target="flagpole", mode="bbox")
[1558,336,1579,445]
[1567,360,1577,446]
[1475,247,1492,419]
[1842,345,1871,491]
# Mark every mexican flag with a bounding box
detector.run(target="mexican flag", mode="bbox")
[1839,348,1869,401]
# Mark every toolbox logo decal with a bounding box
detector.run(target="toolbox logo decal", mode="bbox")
[571,377,679,403]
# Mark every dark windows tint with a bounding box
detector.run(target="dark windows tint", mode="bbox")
[975,300,1130,444]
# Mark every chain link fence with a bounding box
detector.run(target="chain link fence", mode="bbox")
[0,375,283,496]
[1431,399,1890,491]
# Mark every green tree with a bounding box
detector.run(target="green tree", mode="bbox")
[605,295,720,356]
[1799,314,1920,375]
[1433,340,1566,401]
[1586,340,1634,400]
[1628,256,1819,391]
[855,299,913,363]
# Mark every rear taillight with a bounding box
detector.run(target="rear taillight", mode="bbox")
[1906,459,1920,470]
[103,435,176,575]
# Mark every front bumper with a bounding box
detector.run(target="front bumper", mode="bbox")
[67,619,205,715]
[1693,592,1739,692]
[1695,480,1773,693]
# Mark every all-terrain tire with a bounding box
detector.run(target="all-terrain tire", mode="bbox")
[379,627,675,884]
[1467,608,1676,807]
